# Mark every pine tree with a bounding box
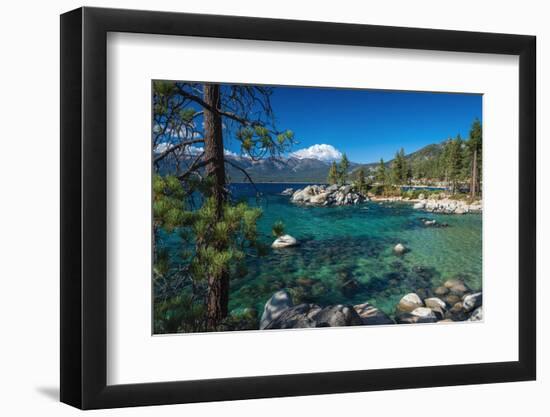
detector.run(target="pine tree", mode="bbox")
[152,82,294,330]
[339,153,350,185]
[375,158,386,186]
[327,161,339,185]
[448,135,463,193]
[355,168,367,194]
[467,118,482,197]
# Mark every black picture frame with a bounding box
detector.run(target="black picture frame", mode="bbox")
[60,6,536,410]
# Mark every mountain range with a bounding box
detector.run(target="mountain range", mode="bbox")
[157,141,445,183]
[223,142,444,183]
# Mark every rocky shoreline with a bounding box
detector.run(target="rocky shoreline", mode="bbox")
[284,185,482,214]
[259,278,482,329]
[372,193,482,214]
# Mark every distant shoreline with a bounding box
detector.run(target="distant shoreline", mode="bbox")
[229,182,328,185]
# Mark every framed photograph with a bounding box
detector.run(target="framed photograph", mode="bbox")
[60,6,536,409]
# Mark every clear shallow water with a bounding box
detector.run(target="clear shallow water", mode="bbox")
[161,183,482,318]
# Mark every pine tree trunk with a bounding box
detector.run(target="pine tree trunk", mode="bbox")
[202,83,229,330]
[471,148,477,198]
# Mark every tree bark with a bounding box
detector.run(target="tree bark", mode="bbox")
[202,84,229,329]
[471,148,477,198]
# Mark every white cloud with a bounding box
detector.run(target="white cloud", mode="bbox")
[154,142,173,153]
[290,144,343,162]
[154,143,247,159]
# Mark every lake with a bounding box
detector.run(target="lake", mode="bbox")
[161,183,482,318]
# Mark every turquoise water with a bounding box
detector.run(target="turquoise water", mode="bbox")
[158,183,482,318]
[227,183,482,316]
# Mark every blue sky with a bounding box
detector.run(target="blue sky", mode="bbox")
[225,86,482,163]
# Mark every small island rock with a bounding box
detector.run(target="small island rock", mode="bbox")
[271,234,299,249]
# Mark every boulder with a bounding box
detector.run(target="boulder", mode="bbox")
[444,294,461,306]
[309,192,330,204]
[418,193,425,200]
[263,303,320,329]
[263,303,363,329]
[413,201,426,209]
[354,303,394,325]
[396,293,423,313]
[326,184,339,193]
[434,286,449,296]
[468,306,483,321]
[396,307,438,324]
[260,290,294,330]
[411,307,438,321]
[445,302,468,321]
[443,278,462,289]
[424,297,446,311]
[423,219,437,226]
[394,243,407,255]
[281,187,294,195]
[271,234,299,249]
[311,304,363,327]
[463,292,482,312]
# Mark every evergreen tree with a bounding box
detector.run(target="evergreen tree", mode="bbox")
[375,158,386,185]
[339,153,350,185]
[467,118,482,197]
[447,135,463,193]
[355,168,367,194]
[391,148,407,185]
[152,81,294,330]
[327,161,339,185]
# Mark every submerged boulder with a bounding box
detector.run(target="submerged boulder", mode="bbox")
[393,243,407,255]
[271,234,299,249]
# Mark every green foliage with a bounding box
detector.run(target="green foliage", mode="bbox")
[154,292,206,334]
[354,168,368,194]
[327,154,350,185]
[339,154,350,185]
[375,158,387,186]
[327,162,339,185]
[153,174,266,333]
[272,220,285,237]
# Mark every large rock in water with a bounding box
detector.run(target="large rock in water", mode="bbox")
[263,303,363,329]
[354,303,394,325]
[259,290,293,329]
[396,293,423,313]
[271,234,299,249]
[462,292,482,312]
[290,184,367,206]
